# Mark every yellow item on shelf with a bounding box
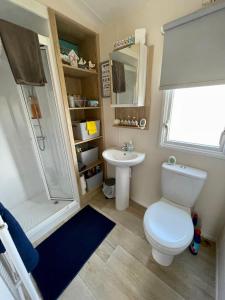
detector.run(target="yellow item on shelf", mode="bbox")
[86,121,97,135]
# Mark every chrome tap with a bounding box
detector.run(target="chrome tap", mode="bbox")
[121,143,128,151]
[121,141,134,152]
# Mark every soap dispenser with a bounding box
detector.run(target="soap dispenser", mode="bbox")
[127,140,134,152]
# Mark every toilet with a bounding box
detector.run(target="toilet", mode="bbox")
[144,162,207,266]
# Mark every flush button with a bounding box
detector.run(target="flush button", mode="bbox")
[180,165,186,169]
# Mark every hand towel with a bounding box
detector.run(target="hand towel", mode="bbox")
[0,19,46,86]
[112,60,126,93]
[0,203,39,273]
[87,121,97,135]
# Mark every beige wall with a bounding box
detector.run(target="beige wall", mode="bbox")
[35,0,225,239]
[100,0,225,240]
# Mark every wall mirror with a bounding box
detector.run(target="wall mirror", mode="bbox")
[110,43,147,107]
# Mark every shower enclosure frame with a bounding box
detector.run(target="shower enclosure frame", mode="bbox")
[17,34,80,243]
[19,35,74,201]
[0,34,80,300]
[0,4,80,299]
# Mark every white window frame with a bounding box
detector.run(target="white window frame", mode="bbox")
[160,90,225,159]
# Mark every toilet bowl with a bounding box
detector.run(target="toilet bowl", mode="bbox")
[144,162,207,266]
[144,199,194,266]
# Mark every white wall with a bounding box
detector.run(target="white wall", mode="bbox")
[37,0,102,33]
[0,0,48,36]
[100,0,225,240]
[217,225,225,299]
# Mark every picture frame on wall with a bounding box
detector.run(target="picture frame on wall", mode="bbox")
[100,60,111,98]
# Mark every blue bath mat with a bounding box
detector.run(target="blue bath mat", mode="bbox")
[32,205,115,300]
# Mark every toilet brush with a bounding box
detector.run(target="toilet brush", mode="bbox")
[189,212,202,255]
[189,228,201,255]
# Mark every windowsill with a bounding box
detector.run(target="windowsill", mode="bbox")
[160,141,225,160]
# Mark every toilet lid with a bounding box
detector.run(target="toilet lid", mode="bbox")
[144,201,194,249]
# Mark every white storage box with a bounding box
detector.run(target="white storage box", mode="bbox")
[78,147,98,166]
[86,171,103,192]
[73,120,100,141]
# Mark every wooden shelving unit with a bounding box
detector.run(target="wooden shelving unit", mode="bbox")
[113,125,144,130]
[62,63,98,78]
[49,9,105,200]
[79,159,104,175]
[74,136,103,145]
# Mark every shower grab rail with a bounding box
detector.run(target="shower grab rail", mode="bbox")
[0,216,41,300]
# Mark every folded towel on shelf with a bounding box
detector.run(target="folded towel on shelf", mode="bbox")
[86,121,97,135]
[0,19,46,86]
[0,203,39,273]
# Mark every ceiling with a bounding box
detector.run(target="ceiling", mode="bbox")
[80,0,150,23]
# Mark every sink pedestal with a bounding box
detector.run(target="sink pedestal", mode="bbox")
[115,167,130,210]
[102,148,145,211]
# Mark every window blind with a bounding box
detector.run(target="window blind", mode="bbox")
[160,2,225,90]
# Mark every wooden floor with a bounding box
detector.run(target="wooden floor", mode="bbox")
[59,192,216,300]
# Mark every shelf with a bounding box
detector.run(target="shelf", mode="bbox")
[113,125,146,130]
[79,159,104,175]
[69,107,100,110]
[62,64,98,78]
[74,135,103,145]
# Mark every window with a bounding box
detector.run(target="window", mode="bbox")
[161,85,225,158]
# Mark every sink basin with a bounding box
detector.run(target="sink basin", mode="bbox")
[103,148,145,211]
[102,148,145,167]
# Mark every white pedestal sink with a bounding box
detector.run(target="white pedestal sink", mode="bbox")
[103,148,145,210]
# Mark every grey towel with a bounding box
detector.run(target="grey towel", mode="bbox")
[0,19,46,86]
[112,60,126,93]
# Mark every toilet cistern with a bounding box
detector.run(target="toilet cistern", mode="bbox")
[102,146,145,210]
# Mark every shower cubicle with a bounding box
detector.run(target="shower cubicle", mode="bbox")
[0,1,80,298]
[0,34,80,243]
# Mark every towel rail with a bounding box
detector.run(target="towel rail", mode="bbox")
[0,216,40,300]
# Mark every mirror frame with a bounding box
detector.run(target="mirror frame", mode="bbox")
[109,43,147,107]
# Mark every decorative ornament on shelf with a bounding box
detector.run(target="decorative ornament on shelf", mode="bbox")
[127,116,131,126]
[202,0,216,7]
[114,117,141,128]
[78,57,86,69]
[88,60,96,70]
[139,118,146,130]
[114,119,120,125]
[113,35,135,50]
[113,28,146,51]
[68,50,79,67]
[60,53,70,65]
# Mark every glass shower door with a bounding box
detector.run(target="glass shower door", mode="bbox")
[21,48,74,200]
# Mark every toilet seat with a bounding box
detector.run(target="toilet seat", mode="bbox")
[144,200,194,251]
